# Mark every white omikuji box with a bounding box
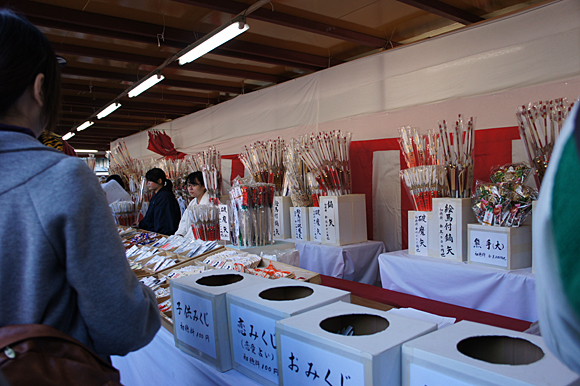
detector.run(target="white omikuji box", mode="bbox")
[408,211,437,257]
[432,197,477,262]
[273,196,292,240]
[309,207,322,242]
[290,207,310,241]
[171,269,267,372]
[467,224,532,270]
[226,278,351,386]
[277,301,437,386]
[320,194,367,246]
[402,320,580,386]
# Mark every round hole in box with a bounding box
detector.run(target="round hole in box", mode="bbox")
[457,336,544,365]
[196,274,244,287]
[320,313,389,336]
[259,286,313,301]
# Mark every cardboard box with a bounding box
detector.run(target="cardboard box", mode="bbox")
[277,301,437,386]
[290,207,310,241]
[320,194,367,246]
[171,269,268,372]
[468,224,532,270]
[227,278,351,385]
[309,207,322,242]
[408,211,437,257]
[402,320,580,386]
[273,196,292,240]
[432,198,477,261]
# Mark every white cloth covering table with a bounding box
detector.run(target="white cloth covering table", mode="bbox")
[378,250,537,322]
[112,327,261,386]
[293,240,385,285]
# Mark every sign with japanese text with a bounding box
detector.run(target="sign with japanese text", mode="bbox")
[230,304,279,384]
[413,211,429,256]
[322,199,337,244]
[469,229,509,267]
[273,198,282,238]
[293,207,305,241]
[280,334,363,386]
[310,207,322,242]
[410,363,473,386]
[219,204,230,241]
[438,202,458,259]
[173,288,216,359]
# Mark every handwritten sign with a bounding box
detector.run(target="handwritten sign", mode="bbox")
[469,229,509,267]
[173,287,216,359]
[310,207,322,242]
[410,363,473,386]
[273,198,282,238]
[438,202,458,259]
[280,334,363,386]
[413,211,429,256]
[293,207,306,241]
[322,199,337,244]
[219,204,230,241]
[230,304,279,384]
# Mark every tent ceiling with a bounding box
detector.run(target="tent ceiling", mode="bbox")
[3,0,551,151]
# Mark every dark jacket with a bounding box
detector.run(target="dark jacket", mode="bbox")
[139,185,181,235]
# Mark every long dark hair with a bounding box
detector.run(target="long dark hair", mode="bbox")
[0,9,61,132]
[145,168,173,190]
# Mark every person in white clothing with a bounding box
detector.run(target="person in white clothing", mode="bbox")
[175,171,210,238]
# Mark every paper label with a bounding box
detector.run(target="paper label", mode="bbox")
[310,207,322,242]
[173,288,216,359]
[280,334,364,385]
[469,229,509,267]
[219,204,230,241]
[410,363,474,386]
[273,198,282,238]
[413,211,429,256]
[438,202,458,259]
[293,207,305,241]
[322,199,337,244]
[230,304,279,384]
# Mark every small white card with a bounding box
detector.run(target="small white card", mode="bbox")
[438,202,458,259]
[310,207,322,242]
[469,229,509,267]
[273,198,283,238]
[219,204,230,241]
[413,211,429,256]
[293,207,305,241]
[323,199,337,244]
[173,288,217,359]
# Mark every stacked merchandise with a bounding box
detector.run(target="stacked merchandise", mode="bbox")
[239,138,286,195]
[228,182,276,247]
[516,98,575,187]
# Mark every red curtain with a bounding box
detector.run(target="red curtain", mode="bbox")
[147,131,187,160]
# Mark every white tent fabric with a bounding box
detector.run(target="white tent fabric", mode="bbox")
[113,0,580,159]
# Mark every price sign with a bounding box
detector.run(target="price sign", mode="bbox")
[469,229,509,267]
[413,211,429,256]
[438,202,458,259]
[310,207,322,242]
[219,204,230,241]
[173,288,216,359]
[280,334,364,385]
[322,199,337,244]
[230,304,279,384]
[293,207,305,241]
[273,198,282,238]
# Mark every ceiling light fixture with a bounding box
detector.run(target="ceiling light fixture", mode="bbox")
[178,17,249,65]
[62,132,75,141]
[128,73,165,98]
[76,121,94,131]
[75,149,99,153]
[97,102,122,119]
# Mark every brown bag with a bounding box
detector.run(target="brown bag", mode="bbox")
[0,324,122,386]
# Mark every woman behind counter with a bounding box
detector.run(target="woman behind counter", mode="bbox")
[138,168,181,235]
[175,171,210,238]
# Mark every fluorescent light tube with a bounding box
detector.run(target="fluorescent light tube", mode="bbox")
[97,102,122,119]
[62,132,75,141]
[75,149,99,153]
[128,74,165,98]
[76,121,94,131]
[178,21,249,65]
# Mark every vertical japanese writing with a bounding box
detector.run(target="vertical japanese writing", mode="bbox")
[439,202,458,258]
[219,204,230,241]
[273,198,282,237]
[294,207,304,241]
[323,199,337,244]
[311,207,322,242]
[413,212,428,255]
